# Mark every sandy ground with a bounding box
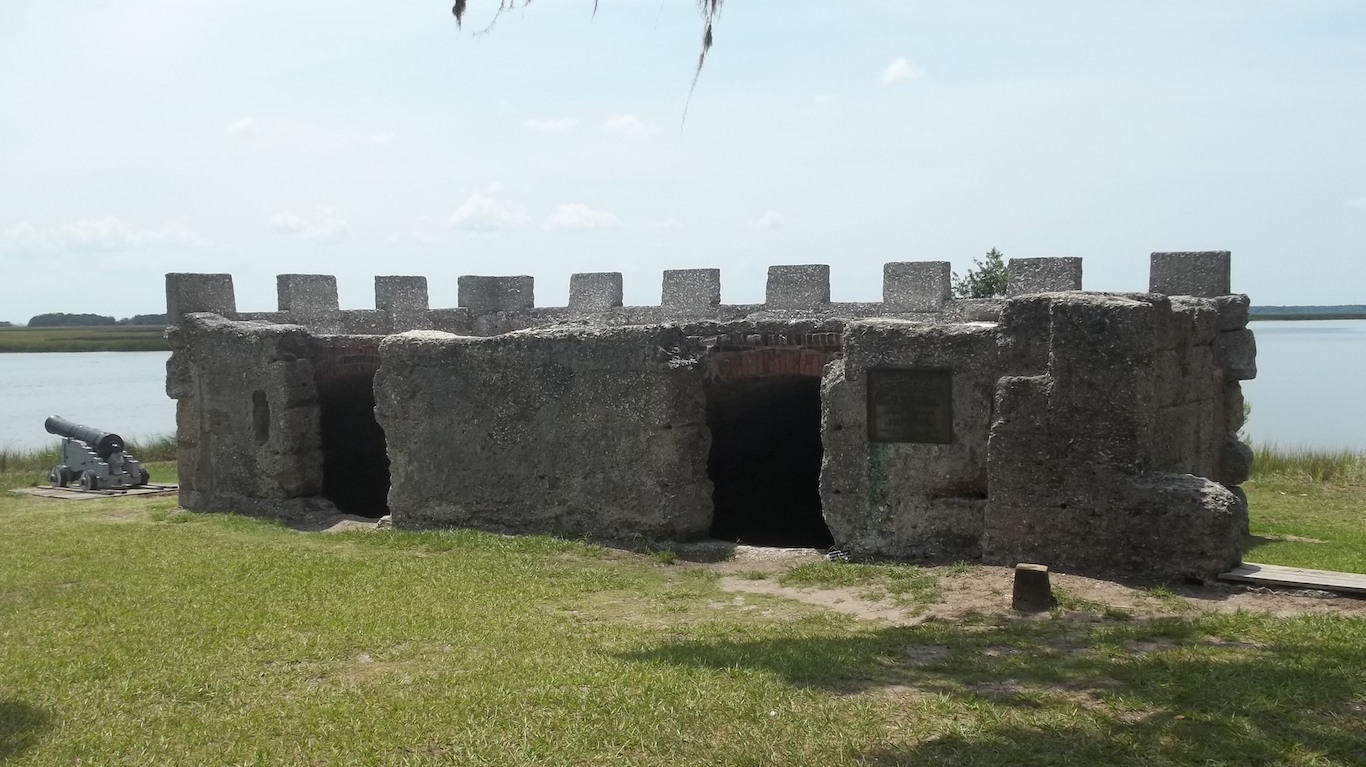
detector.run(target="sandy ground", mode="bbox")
[304,518,1366,622]
[695,544,1366,624]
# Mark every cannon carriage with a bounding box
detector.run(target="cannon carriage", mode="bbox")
[45,416,150,491]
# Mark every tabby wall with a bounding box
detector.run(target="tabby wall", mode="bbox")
[164,251,1255,578]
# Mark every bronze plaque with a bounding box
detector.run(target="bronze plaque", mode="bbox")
[867,369,953,443]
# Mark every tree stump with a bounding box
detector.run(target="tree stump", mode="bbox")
[1012,563,1055,612]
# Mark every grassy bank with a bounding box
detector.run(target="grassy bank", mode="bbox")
[0,325,168,353]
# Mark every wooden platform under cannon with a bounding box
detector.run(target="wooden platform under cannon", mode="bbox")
[11,483,179,501]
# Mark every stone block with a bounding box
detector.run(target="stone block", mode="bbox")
[996,295,1053,375]
[569,272,624,313]
[277,274,339,314]
[1006,257,1082,297]
[1213,294,1250,331]
[1215,328,1257,380]
[1222,382,1246,433]
[457,275,534,315]
[1150,251,1232,297]
[1218,434,1254,486]
[1169,297,1220,346]
[375,276,429,319]
[166,273,235,323]
[883,261,951,312]
[661,269,721,315]
[1012,564,1055,612]
[765,264,830,309]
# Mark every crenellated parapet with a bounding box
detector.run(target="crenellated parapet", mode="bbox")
[170,254,1205,335]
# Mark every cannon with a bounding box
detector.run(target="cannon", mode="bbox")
[45,416,150,491]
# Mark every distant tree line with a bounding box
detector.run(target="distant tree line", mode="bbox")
[26,312,168,327]
[1248,305,1366,320]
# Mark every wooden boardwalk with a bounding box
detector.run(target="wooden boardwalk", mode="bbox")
[1220,562,1366,596]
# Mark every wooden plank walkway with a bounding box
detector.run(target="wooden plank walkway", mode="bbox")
[10,483,178,501]
[1220,562,1366,596]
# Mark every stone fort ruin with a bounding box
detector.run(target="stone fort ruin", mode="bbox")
[164,251,1256,579]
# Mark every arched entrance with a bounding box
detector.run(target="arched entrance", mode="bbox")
[314,345,389,518]
[704,333,840,548]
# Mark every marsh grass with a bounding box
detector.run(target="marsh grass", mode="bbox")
[1250,444,1366,483]
[0,325,168,353]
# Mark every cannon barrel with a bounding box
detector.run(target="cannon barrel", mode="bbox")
[44,416,124,460]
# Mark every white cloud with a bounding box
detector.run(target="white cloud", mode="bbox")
[525,117,578,133]
[1347,198,1366,211]
[652,218,684,230]
[746,211,786,231]
[545,203,622,231]
[0,216,211,257]
[268,207,350,242]
[371,132,396,144]
[449,184,529,232]
[881,57,926,85]
[601,114,656,139]
[227,117,256,135]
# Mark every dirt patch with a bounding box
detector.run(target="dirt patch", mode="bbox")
[288,514,382,533]
[722,577,919,624]
[712,561,1366,626]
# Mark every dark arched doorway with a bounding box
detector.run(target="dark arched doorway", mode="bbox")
[314,345,389,518]
[704,344,836,548]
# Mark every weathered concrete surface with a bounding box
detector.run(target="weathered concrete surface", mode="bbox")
[165,257,1256,582]
[1006,257,1083,297]
[167,314,331,517]
[376,325,714,540]
[1150,251,1232,297]
[820,320,999,561]
[983,293,1247,578]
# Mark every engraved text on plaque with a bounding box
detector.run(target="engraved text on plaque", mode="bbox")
[866,369,953,443]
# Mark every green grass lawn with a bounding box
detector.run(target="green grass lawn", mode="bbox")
[1,456,1364,766]
[1243,446,1366,574]
[0,326,167,353]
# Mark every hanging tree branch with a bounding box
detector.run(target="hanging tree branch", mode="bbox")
[451,1,725,121]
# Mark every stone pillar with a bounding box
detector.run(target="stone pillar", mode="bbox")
[457,276,535,315]
[661,269,721,316]
[765,264,830,309]
[166,273,236,324]
[569,272,624,314]
[1007,257,1083,297]
[1150,251,1232,297]
[375,276,430,332]
[277,274,340,314]
[882,261,951,312]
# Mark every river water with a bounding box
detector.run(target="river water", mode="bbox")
[0,351,175,452]
[0,320,1362,452]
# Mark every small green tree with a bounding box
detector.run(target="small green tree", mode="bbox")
[952,248,1008,299]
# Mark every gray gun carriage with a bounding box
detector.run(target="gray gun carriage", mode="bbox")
[45,416,150,491]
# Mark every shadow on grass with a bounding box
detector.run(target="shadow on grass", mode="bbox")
[0,698,52,761]
[619,615,1366,766]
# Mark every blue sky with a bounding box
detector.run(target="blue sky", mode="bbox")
[1,0,1364,323]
